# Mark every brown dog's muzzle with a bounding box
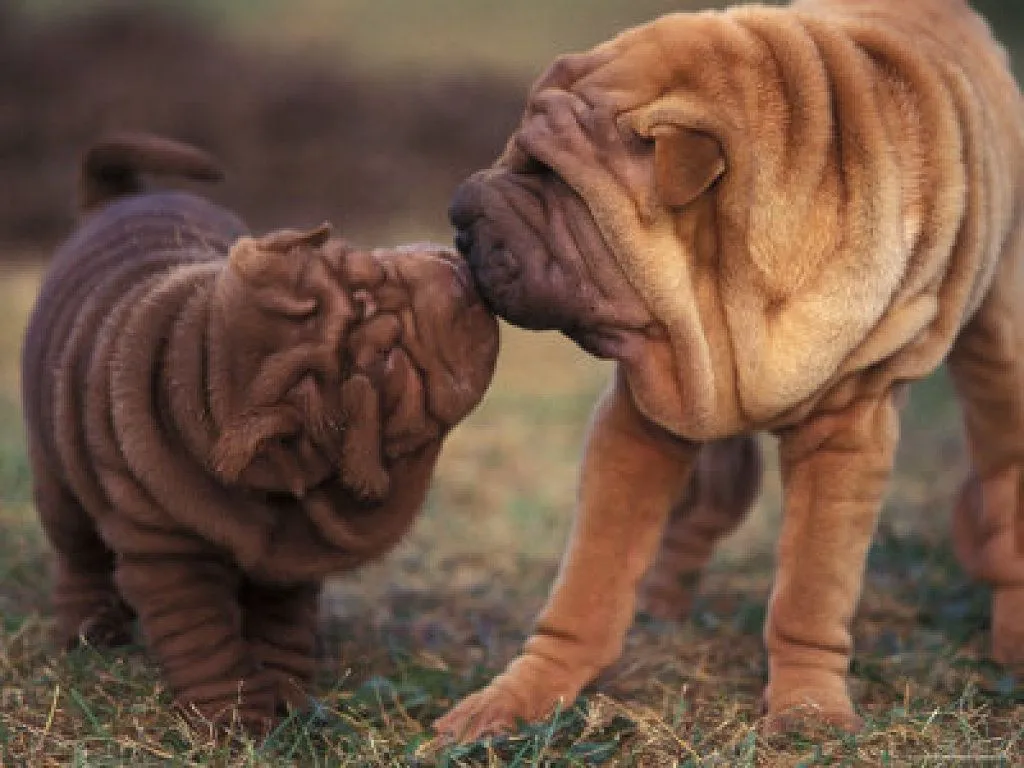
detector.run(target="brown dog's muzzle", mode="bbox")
[383,245,499,427]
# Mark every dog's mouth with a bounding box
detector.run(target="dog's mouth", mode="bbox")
[451,171,570,330]
[451,168,653,363]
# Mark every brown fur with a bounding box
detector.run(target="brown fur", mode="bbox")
[437,0,1024,740]
[21,134,498,731]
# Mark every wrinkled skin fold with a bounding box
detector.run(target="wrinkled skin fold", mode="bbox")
[21,134,498,732]
[438,0,1024,741]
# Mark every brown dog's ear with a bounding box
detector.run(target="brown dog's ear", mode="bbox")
[651,125,724,209]
[256,222,333,253]
[229,223,333,279]
[337,375,391,502]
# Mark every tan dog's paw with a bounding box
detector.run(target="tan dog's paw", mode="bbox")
[433,684,534,743]
[759,703,864,737]
[433,662,581,743]
[762,667,862,736]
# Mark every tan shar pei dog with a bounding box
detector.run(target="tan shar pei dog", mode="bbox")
[21,134,498,730]
[437,0,1024,739]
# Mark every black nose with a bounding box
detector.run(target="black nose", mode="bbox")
[454,228,475,257]
[448,181,483,230]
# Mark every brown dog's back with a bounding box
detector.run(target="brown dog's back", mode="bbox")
[22,137,247,478]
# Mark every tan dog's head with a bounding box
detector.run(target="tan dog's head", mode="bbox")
[209,224,498,501]
[450,15,734,357]
[451,6,924,435]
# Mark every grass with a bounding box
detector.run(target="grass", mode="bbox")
[1,257,1022,766]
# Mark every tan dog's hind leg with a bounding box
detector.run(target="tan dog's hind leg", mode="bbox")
[639,436,762,621]
[947,236,1024,667]
[434,374,698,742]
[764,394,900,733]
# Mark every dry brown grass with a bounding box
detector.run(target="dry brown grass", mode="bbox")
[1,253,1021,766]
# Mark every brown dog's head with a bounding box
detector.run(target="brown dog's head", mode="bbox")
[208,224,498,501]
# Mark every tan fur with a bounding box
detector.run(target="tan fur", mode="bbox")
[22,134,498,731]
[438,0,1024,739]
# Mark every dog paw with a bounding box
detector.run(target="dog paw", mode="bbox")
[759,683,863,737]
[174,674,281,736]
[433,670,579,743]
[759,703,864,737]
[60,600,136,650]
[433,685,529,742]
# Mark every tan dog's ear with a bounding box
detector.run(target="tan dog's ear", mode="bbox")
[650,125,725,209]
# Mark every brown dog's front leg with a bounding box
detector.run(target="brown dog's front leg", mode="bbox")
[764,393,899,733]
[240,580,321,712]
[115,555,276,732]
[434,374,698,741]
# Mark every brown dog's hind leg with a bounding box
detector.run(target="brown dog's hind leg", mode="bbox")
[947,238,1024,666]
[638,436,762,621]
[32,460,134,649]
[240,580,321,713]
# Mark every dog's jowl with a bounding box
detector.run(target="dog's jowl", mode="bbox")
[21,133,498,731]
[438,0,1024,740]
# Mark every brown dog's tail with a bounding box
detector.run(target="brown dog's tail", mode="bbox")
[78,133,224,216]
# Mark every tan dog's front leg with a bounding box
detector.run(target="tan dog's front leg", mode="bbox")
[434,375,698,741]
[764,394,899,732]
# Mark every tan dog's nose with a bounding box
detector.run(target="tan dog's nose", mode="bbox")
[449,180,484,233]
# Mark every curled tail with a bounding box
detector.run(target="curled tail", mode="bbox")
[78,133,224,216]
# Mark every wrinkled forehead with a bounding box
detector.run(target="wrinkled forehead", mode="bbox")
[321,241,385,287]
[324,241,458,283]
[526,12,725,113]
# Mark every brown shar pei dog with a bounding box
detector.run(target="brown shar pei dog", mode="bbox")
[437,0,1024,739]
[21,134,498,730]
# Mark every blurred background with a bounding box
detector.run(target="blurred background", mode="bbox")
[0,0,1022,671]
